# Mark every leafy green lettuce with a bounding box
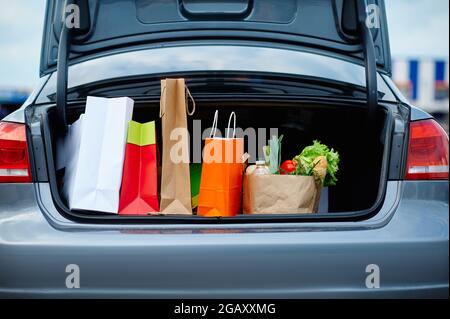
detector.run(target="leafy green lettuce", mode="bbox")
[294,140,340,187]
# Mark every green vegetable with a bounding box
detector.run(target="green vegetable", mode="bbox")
[263,135,284,174]
[294,140,340,187]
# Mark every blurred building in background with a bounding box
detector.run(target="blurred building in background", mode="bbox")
[0,88,29,119]
[392,58,449,131]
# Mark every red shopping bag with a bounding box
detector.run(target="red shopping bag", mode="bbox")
[119,121,159,215]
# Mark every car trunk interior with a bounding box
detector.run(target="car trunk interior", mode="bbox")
[36,0,393,223]
[42,99,391,222]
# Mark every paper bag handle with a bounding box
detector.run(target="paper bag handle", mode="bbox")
[210,110,219,138]
[227,112,236,139]
[159,84,166,118]
[185,86,196,116]
[159,82,196,118]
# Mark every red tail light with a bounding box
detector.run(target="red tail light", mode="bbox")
[0,121,32,183]
[405,119,449,180]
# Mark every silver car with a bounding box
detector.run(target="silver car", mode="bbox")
[0,0,448,298]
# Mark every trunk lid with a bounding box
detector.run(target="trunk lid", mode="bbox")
[40,0,391,75]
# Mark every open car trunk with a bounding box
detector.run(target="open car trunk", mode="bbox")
[36,0,395,223]
[41,98,393,223]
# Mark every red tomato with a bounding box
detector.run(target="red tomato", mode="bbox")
[280,160,296,175]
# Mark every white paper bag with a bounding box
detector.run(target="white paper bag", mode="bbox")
[58,114,84,204]
[61,96,134,213]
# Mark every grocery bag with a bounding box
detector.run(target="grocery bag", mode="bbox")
[118,121,159,215]
[190,163,202,210]
[58,115,84,203]
[61,96,134,213]
[198,111,244,217]
[243,174,322,214]
[159,79,195,214]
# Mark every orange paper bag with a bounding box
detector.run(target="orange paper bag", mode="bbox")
[198,111,244,217]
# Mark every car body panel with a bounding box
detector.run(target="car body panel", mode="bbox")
[381,74,434,122]
[0,181,448,298]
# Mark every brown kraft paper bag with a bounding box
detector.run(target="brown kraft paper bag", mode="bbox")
[243,174,322,214]
[159,79,195,214]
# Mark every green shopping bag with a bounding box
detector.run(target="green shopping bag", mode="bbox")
[190,164,202,210]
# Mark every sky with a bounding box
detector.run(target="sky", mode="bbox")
[0,0,449,90]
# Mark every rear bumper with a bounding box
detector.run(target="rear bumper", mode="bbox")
[0,181,448,298]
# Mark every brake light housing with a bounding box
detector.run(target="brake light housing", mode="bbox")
[0,121,32,183]
[405,119,449,180]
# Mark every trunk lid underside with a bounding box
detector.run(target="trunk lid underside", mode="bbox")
[40,0,391,75]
